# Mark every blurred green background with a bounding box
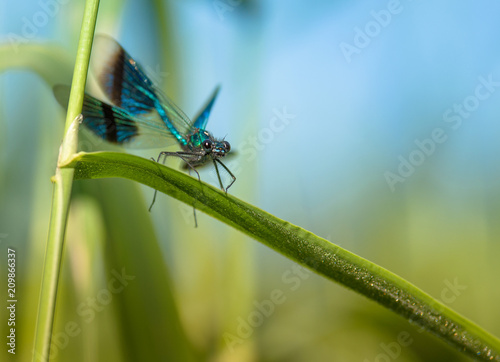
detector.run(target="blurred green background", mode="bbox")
[1,0,500,361]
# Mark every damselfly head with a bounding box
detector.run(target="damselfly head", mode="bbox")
[201,134,231,159]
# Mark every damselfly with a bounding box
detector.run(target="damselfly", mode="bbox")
[54,35,235,219]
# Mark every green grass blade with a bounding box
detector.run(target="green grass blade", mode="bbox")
[62,150,500,361]
[32,1,100,361]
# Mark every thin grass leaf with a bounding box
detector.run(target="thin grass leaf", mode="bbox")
[32,1,100,361]
[61,150,500,362]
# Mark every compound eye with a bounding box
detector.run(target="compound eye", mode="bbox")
[202,139,212,150]
[223,141,231,152]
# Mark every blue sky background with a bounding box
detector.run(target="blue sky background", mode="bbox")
[3,0,500,225]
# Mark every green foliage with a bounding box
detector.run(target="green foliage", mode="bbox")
[63,151,500,361]
[1,1,499,362]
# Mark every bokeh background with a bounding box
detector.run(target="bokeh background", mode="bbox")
[1,0,500,361]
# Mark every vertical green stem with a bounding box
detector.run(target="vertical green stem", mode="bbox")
[32,1,100,361]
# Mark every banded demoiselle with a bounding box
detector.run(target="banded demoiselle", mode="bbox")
[54,35,235,222]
